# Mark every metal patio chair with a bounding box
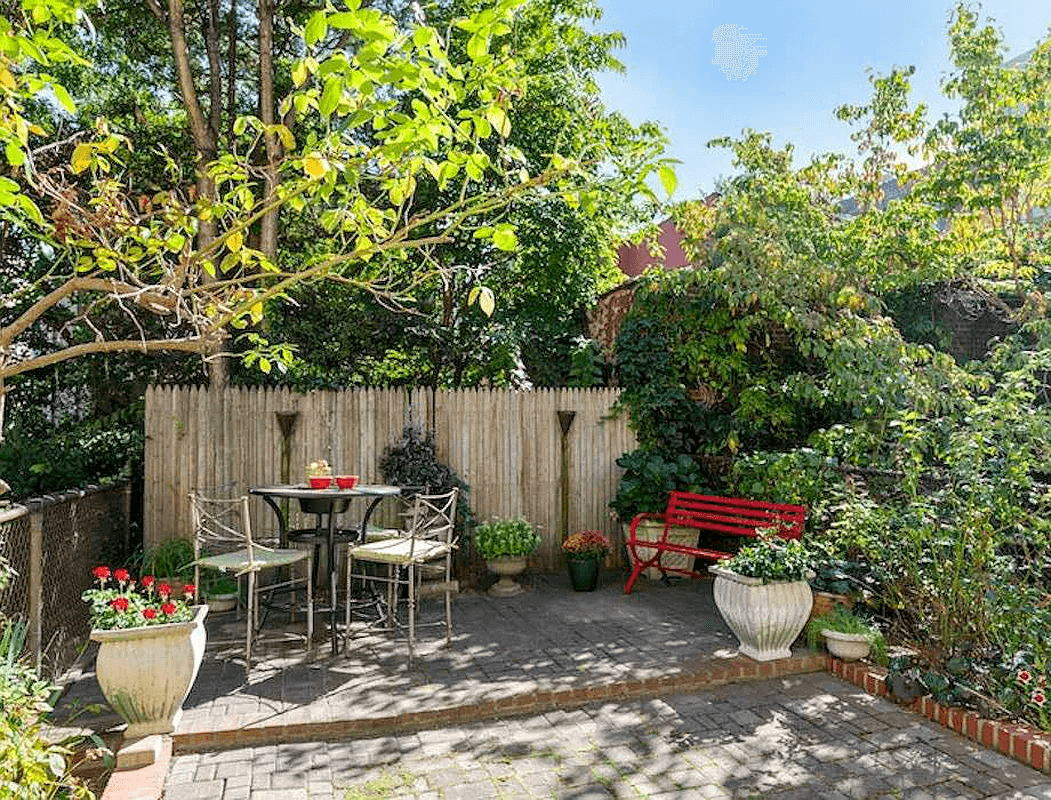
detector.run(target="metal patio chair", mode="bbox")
[343,488,458,663]
[189,492,313,670]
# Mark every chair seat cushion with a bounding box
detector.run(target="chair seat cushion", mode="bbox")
[347,537,450,565]
[197,547,309,574]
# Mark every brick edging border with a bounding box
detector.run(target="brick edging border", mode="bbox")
[830,657,1051,774]
[173,652,829,753]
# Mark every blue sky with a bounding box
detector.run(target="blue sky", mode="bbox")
[593,1,1050,201]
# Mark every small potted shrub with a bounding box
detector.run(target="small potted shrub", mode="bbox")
[806,605,886,663]
[561,530,611,592]
[140,537,196,587]
[474,517,541,597]
[709,531,814,661]
[203,572,240,613]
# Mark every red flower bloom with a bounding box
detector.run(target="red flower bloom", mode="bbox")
[161,602,177,616]
[114,568,130,583]
[93,566,111,580]
[158,583,172,598]
[140,575,155,589]
[182,584,196,599]
[1032,690,1047,708]
[1017,670,1033,686]
[110,596,129,612]
[141,608,158,620]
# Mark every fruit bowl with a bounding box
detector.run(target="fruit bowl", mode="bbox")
[335,475,359,489]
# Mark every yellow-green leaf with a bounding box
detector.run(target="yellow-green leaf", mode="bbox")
[52,83,75,113]
[304,153,329,178]
[305,11,327,46]
[657,164,677,197]
[492,226,517,251]
[6,141,25,167]
[319,77,342,117]
[228,231,244,253]
[70,143,92,173]
[485,106,510,137]
[291,61,308,87]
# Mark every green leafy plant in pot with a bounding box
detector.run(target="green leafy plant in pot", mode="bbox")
[709,531,814,661]
[806,605,886,663]
[474,517,541,597]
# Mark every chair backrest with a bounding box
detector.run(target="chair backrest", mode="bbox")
[189,492,257,561]
[406,489,459,548]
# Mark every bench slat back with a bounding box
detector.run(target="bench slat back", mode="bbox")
[665,491,804,540]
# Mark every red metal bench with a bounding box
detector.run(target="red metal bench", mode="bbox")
[623,491,806,595]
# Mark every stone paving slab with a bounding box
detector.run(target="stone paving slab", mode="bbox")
[165,673,1051,799]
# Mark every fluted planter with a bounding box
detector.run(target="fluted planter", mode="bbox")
[710,566,813,661]
[487,556,528,596]
[90,604,208,738]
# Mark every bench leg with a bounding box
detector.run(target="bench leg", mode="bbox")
[624,561,646,595]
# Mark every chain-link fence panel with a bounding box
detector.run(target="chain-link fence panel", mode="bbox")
[0,484,129,679]
[0,505,30,622]
[35,484,130,677]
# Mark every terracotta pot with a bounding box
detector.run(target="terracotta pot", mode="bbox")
[308,476,332,489]
[710,566,813,662]
[335,475,359,489]
[90,605,208,738]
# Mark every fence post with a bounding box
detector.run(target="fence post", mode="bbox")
[28,503,42,671]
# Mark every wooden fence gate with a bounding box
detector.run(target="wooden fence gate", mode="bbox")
[144,386,636,571]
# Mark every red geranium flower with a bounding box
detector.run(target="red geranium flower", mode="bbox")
[161,602,177,616]
[114,568,130,583]
[93,566,111,581]
[140,575,155,589]
[182,584,196,599]
[141,608,158,620]
[110,596,129,612]
[158,583,172,598]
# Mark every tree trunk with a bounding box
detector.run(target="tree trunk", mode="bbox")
[257,0,280,260]
[165,0,225,386]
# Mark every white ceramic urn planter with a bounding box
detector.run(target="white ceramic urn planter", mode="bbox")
[822,629,872,662]
[710,566,813,661]
[90,604,208,738]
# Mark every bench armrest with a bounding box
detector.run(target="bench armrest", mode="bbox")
[627,512,667,542]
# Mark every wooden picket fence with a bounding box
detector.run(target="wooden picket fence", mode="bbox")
[144,386,636,571]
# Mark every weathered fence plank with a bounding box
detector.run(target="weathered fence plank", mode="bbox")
[144,386,635,570]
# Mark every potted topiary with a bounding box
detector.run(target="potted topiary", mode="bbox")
[474,517,541,597]
[806,605,886,663]
[709,531,814,661]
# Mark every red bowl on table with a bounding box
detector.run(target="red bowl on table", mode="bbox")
[335,475,359,489]
[308,476,332,489]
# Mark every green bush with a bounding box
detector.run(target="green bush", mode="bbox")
[0,615,100,798]
[473,518,541,559]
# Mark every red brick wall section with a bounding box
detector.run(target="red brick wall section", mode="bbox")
[829,658,1051,774]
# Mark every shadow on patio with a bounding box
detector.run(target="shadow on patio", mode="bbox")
[53,570,827,754]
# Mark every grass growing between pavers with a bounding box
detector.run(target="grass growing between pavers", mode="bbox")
[341,768,421,799]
